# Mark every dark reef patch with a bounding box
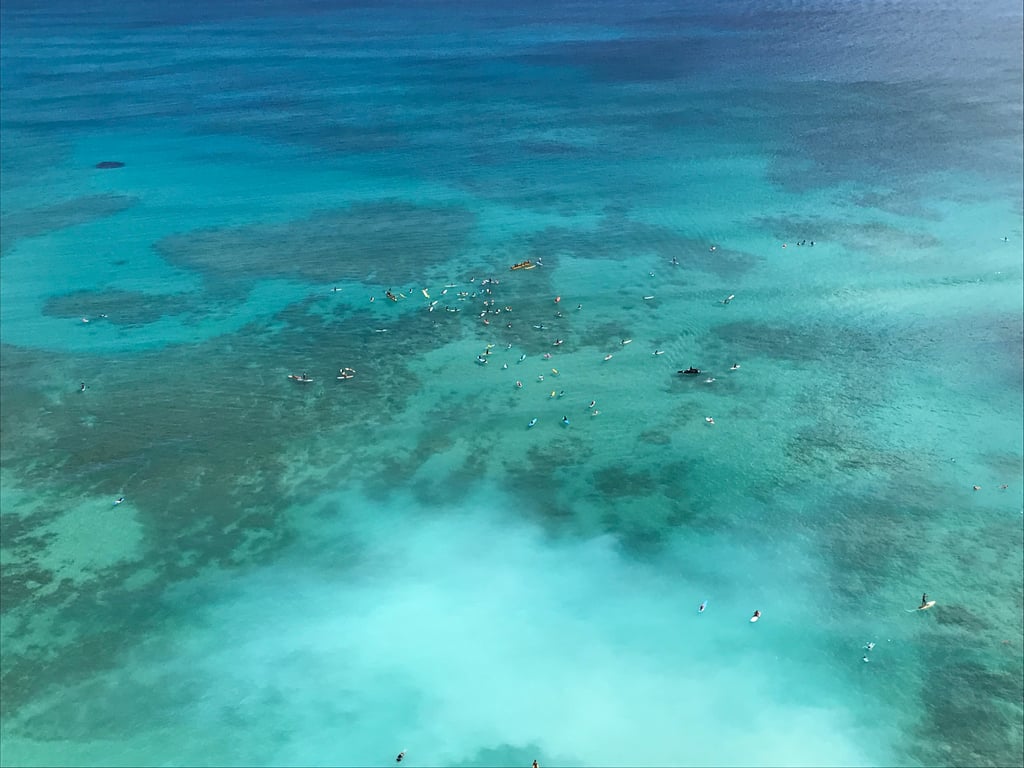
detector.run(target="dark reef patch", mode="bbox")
[155,200,477,288]
[42,289,198,326]
[1,194,137,257]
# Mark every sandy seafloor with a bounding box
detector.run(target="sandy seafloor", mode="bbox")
[1,1,1022,766]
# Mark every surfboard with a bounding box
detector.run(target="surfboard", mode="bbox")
[750,614,760,623]
[905,600,936,613]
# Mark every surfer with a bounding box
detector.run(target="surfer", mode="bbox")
[396,751,406,763]
[533,761,539,768]
[114,497,125,505]
[751,610,761,621]
[588,400,596,409]
[730,363,740,370]
[699,600,707,613]
[528,418,537,428]
[79,382,87,392]
[920,593,929,609]
[562,416,570,426]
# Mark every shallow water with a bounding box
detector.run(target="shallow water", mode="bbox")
[2,1,1022,766]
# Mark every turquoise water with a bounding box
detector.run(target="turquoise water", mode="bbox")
[2,1,1022,766]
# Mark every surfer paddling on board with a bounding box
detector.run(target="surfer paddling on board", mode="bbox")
[396,750,406,763]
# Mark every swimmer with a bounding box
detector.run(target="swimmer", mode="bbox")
[705,377,715,383]
[864,642,875,651]
[591,410,600,416]
[396,751,406,763]
[516,380,522,388]
[538,375,544,381]
[506,343,513,350]
[543,353,552,360]
[114,497,125,505]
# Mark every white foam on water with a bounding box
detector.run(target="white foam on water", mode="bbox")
[16,486,895,767]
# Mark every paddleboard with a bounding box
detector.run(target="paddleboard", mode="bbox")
[915,600,936,611]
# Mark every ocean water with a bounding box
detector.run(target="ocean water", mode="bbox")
[1,1,1022,766]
